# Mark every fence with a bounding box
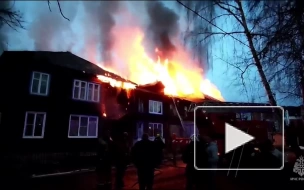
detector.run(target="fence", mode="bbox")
[0,151,98,176]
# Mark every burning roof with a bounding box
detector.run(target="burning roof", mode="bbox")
[0,51,224,102]
[1,51,136,89]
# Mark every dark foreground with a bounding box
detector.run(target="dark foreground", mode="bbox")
[6,160,302,190]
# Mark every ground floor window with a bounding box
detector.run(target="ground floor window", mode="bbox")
[23,112,46,138]
[147,123,163,138]
[136,122,163,140]
[68,115,98,138]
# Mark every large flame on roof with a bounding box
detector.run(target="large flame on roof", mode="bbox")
[96,26,224,101]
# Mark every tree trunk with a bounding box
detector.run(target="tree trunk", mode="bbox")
[235,0,277,106]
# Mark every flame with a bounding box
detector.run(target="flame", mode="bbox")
[97,75,136,90]
[95,25,224,101]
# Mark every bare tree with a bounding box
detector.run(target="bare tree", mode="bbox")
[178,0,279,105]
[0,1,23,30]
[259,0,304,104]
[0,0,70,32]
[179,1,216,72]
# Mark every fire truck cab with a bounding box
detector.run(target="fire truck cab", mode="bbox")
[190,101,276,156]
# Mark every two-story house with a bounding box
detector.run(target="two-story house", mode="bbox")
[0,50,229,173]
[0,51,133,173]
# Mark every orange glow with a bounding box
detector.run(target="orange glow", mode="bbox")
[95,25,224,101]
[102,113,107,117]
[97,75,136,90]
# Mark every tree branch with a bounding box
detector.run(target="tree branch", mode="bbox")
[176,0,249,48]
[0,7,24,30]
[47,0,70,21]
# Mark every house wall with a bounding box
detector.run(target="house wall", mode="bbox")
[124,91,206,148]
[124,89,169,144]
[0,53,105,153]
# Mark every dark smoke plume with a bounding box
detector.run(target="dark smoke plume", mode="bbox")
[98,1,120,66]
[82,1,120,66]
[146,1,180,59]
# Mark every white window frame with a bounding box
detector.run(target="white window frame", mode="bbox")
[30,71,50,96]
[148,100,163,115]
[68,114,99,138]
[148,123,164,140]
[72,80,100,102]
[23,112,46,139]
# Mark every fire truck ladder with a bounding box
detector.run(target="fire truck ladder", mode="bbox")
[227,127,249,178]
[171,97,186,132]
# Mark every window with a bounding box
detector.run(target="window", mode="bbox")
[68,115,98,138]
[136,122,144,140]
[148,100,163,114]
[30,72,50,96]
[136,122,163,140]
[138,99,144,113]
[23,112,46,138]
[236,113,252,120]
[146,123,163,139]
[73,80,100,102]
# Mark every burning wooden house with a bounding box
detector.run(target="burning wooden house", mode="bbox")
[0,50,283,174]
[0,51,137,173]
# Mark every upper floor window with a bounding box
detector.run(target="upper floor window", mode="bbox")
[236,113,252,120]
[73,80,100,102]
[149,100,163,115]
[23,112,46,139]
[68,115,98,138]
[30,72,50,96]
[138,99,144,113]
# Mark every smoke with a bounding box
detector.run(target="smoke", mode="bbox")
[145,1,180,59]
[98,1,120,66]
[82,1,120,66]
[5,2,199,71]
[28,2,79,52]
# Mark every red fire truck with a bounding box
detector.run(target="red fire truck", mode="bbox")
[172,101,276,157]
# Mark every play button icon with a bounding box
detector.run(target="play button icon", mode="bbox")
[225,123,255,154]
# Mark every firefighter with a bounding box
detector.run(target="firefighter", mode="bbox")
[204,135,219,190]
[154,134,165,167]
[171,133,177,166]
[255,139,283,189]
[113,132,131,190]
[96,130,114,190]
[182,135,208,190]
[131,133,157,190]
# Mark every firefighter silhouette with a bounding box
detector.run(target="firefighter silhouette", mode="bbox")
[131,133,158,190]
